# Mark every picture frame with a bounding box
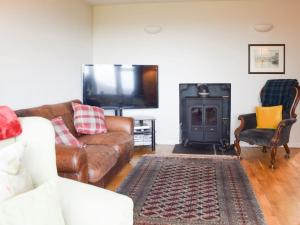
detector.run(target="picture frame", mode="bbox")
[248,44,285,74]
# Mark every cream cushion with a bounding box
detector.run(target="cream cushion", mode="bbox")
[58,177,134,225]
[0,142,33,202]
[0,142,24,175]
[0,180,65,225]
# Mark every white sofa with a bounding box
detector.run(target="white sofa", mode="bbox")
[0,117,133,225]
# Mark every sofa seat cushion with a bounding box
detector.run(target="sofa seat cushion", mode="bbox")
[85,145,119,183]
[79,132,134,156]
[240,128,275,146]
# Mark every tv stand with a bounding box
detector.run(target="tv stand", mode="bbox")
[114,108,123,116]
[133,116,156,151]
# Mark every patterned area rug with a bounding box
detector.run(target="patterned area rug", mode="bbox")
[117,155,265,225]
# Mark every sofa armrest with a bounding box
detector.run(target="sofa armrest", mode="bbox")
[57,177,133,225]
[56,144,88,183]
[105,116,134,135]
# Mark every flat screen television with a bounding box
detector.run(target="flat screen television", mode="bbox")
[82,64,159,109]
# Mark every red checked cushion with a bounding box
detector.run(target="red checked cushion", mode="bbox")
[0,106,22,141]
[51,117,83,147]
[72,102,107,135]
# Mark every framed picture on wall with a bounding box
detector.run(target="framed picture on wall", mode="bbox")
[248,44,285,74]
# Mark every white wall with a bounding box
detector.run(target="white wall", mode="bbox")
[92,0,300,146]
[0,0,92,109]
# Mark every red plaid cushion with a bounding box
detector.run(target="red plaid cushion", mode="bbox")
[0,106,22,140]
[51,117,83,147]
[72,102,107,135]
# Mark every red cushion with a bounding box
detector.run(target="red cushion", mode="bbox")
[72,102,107,135]
[51,117,84,147]
[0,106,22,140]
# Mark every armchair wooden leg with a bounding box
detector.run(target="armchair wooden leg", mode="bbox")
[270,147,277,169]
[234,140,242,160]
[262,146,267,153]
[284,144,290,159]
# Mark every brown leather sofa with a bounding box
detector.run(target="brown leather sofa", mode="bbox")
[15,100,134,187]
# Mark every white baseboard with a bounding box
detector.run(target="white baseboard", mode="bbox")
[281,143,300,148]
[157,141,300,148]
[240,142,300,148]
[158,141,179,145]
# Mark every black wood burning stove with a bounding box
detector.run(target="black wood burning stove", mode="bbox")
[184,96,222,144]
[180,83,231,150]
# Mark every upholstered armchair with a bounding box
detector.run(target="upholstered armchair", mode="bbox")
[0,117,133,225]
[234,79,300,169]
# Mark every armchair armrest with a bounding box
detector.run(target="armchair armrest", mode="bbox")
[277,118,297,128]
[56,144,88,183]
[235,113,257,138]
[238,113,257,130]
[105,116,134,135]
[271,118,297,146]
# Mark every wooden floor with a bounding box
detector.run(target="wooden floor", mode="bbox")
[106,145,300,225]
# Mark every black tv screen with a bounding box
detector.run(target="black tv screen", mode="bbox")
[82,64,159,109]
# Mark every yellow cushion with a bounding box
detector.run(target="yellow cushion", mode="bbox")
[256,105,283,129]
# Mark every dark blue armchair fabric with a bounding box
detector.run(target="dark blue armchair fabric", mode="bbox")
[261,79,299,118]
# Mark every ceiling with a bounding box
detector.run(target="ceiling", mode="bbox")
[87,0,243,5]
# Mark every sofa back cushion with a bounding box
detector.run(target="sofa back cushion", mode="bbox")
[15,100,81,137]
